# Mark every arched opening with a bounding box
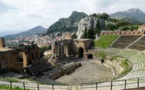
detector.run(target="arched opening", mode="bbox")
[35,52,38,59]
[78,47,84,58]
[18,53,23,63]
[31,53,34,60]
[90,41,95,49]
[18,53,23,67]
[87,54,93,59]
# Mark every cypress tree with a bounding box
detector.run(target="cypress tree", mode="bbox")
[95,19,101,34]
[87,28,94,39]
[81,28,87,39]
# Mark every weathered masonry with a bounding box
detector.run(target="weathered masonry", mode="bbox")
[52,39,94,59]
[0,37,41,71]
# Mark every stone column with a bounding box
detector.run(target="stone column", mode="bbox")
[61,43,64,55]
[64,45,66,56]
[57,45,59,55]
[65,45,69,57]
[22,52,28,67]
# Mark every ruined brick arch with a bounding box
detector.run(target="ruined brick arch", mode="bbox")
[64,44,71,56]
[52,39,93,58]
[20,51,32,67]
[18,52,23,63]
[78,47,84,58]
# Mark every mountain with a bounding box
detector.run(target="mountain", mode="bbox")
[121,17,143,25]
[4,26,47,39]
[110,8,145,23]
[47,11,88,34]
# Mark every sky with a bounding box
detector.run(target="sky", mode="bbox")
[0,0,145,36]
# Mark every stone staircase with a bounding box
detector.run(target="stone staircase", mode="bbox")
[126,35,144,49]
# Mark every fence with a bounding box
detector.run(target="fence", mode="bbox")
[1,77,145,90]
[81,77,145,90]
[0,81,69,90]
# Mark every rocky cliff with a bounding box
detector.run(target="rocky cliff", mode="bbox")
[47,11,88,34]
[76,16,106,39]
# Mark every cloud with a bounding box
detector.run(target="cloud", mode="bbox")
[0,1,16,14]
[0,0,145,34]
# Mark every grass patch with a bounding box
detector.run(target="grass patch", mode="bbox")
[26,78,36,82]
[121,60,129,68]
[0,77,19,82]
[0,85,30,90]
[119,60,131,77]
[95,51,106,59]
[94,35,118,48]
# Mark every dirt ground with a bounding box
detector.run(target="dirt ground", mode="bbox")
[56,60,113,85]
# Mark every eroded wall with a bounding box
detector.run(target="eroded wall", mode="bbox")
[100,30,145,36]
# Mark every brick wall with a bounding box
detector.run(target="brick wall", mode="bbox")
[100,30,145,36]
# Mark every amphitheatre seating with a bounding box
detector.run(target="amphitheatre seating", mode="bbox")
[117,49,139,59]
[97,48,145,80]
[105,48,120,57]
[119,52,145,80]
[129,36,145,51]
[111,35,141,49]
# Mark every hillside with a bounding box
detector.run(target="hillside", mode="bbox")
[47,11,88,34]
[94,35,118,48]
[120,17,142,25]
[4,26,47,39]
[110,8,145,23]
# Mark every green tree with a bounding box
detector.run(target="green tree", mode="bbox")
[87,29,94,39]
[106,23,117,30]
[108,18,118,22]
[90,13,98,17]
[130,26,134,31]
[116,20,129,27]
[94,19,101,34]
[81,28,87,39]
[72,33,77,39]
[99,13,109,20]
[90,13,109,20]
[40,46,50,57]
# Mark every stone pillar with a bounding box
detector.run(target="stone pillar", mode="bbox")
[64,45,66,56]
[65,45,69,57]
[0,38,5,48]
[22,52,28,67]
[38,50,41,58]
[58,46,61,55]
[57,45,60,55]
[61,45,64,55]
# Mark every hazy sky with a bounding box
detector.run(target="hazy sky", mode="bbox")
[0,0,145,34]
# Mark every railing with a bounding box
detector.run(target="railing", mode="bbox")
[1,77,145,90]
[81,77,145,90]
[0,81,69,90]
